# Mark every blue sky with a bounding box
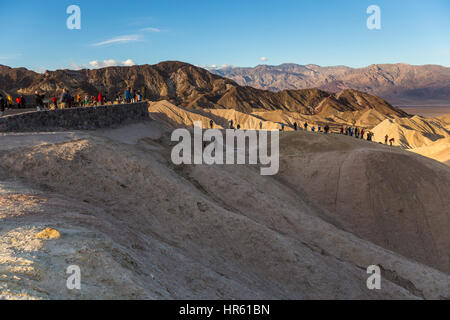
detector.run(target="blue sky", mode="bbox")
[1,0,450,71]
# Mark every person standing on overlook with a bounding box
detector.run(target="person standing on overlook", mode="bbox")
[34,90,45,111]
[19,95,26,109]
[69,93,74,108]
[7,94,13,109]
[0,94,6,117]
[51,96,57,110]
[59,89,71,109]
[125,88,132,103]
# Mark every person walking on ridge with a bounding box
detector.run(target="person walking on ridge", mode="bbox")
[389,138,395,146]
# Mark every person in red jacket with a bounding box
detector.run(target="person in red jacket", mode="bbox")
[16,97,21,108]
[51,96,57,110]
[98,93,103,105]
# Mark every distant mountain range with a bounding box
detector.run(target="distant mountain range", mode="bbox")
[0,61,406,117]
[212,63,450,105]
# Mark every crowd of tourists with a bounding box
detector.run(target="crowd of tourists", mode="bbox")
[225,119,394,147]
[0,87,147,115]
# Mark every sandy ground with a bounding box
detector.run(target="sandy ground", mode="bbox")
[0,132,89,151]
[0,116,448,299]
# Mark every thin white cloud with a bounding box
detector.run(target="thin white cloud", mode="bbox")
[89,59,136,68]
[260,57,268,62]
[92,35,141,47]
[34,68,48,74]
[122,59,136,66]
[69,63,83,70]
[0,53,22,61]
[141,27,161,32]
[201,64,237,70]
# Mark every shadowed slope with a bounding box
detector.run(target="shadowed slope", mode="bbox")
[278,131,450,273]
